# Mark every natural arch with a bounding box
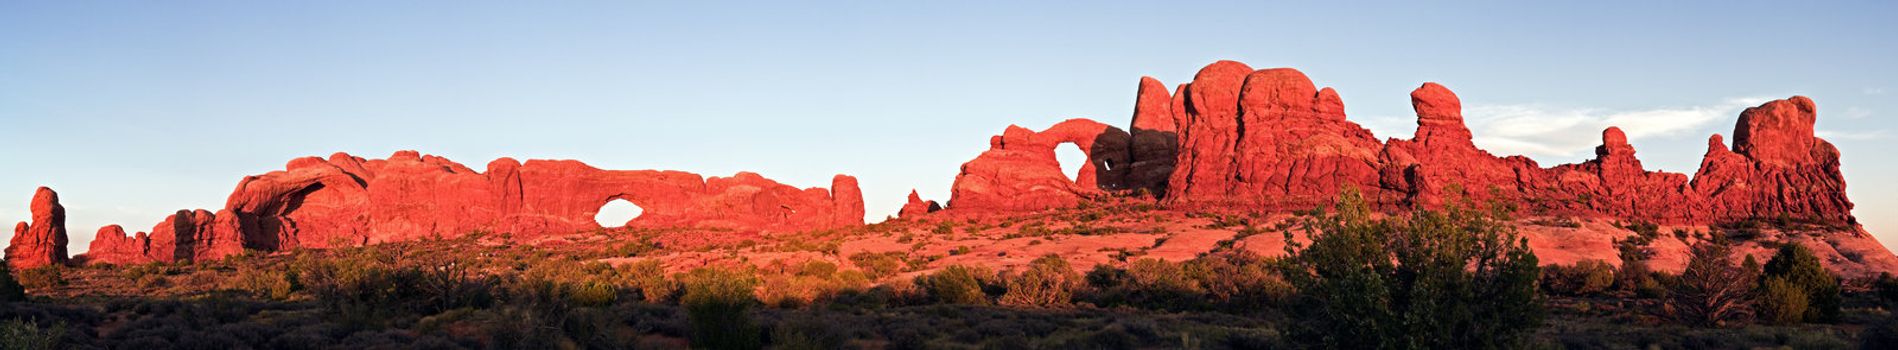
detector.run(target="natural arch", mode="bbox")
[594,198,645,227]
[1055,142,1087,183]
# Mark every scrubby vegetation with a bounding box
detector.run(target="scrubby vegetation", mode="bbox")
[0,260,25,303]
[1280,190,1544,349]
[1670,241,1759,327]
[1760,242,1843,324]
[1,196,1893,349]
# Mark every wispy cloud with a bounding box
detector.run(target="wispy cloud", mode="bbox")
[1463,97,1772,159]
[1866,87,1887,95]
[1817,129,1889,141]
[1844,107,1873,119]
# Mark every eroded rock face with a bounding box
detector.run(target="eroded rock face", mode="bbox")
[898,190,941,219]
[83,225,147,266]
[1693,96,1853,223]
[5,187,68,270]
[77,152,865,265]
[947,119,1130,211]
[946,60,1863,228]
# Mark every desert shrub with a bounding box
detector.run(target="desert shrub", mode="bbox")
[1082,264,1134,306]
[13,266,63,289]
[1862,314,1898,350]
[136,273,169,290]
[117,262,182,280]
[769,318,846,350]
[1278,190,1543,350]
[917,265,994,305]
[998,255,1080,307]
[412,256,497,312]
[622,260,680,302]
[226,265,296,300]
[757,260,870,307]
[849,252,905,280]
[1876,273,1898,307]
[568,281,619,307]
[1612,260,1668,298]
[0,318,63,350]
[0,262,24,302]
[914,266,994,304]
[680,266,762,350]
[1542,259,1616,296]
[1759,242,1840,323]
[518,258,622,308]
[289,246,476,327]
[1669,242,1757,327]
[611,237,659,257]
[1187,252,1292,310]
[1101,258,1202,310]
[1755,277,1809,325]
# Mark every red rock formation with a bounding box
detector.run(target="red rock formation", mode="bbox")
[82,225,148,265]
[946,60,1864,228]
[1692,96,1853,223]
[947,119,1130,211]
[79,151,865,264]
[5,187,68,270]
[1126,77,1182,195]
[898,190,941,219]
[1167,60,1253,201]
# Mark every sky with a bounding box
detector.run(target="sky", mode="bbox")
[3,1,1895,256]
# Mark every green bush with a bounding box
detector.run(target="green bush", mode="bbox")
[623,260,679,302]
[1186,252,1291,309]
[848,252,905,280]
[917,265,993,305]
[680,266,762,350]
[998,255,1080,307]
[1613,260,1668,298]
[1755,277,1809,325]
[0,261,25,302]
[1862,314,1898,350]
[1542,260,1616,296]
[757,260,870,307]
[13,266,63,289]
[1760,243,1840,323]
[569,280,619,307]
[226,265,296,300]
[1876,273,1898,308]
[1669,242,1758,327]
[769,318,846,350]
[0,319,63,350]
[1279,190,1543,349]
[1126,258,1202,309]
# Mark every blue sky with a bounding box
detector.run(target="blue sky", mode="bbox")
[3,1,1895,254]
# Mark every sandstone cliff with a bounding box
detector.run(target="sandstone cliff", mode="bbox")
[76,151,864,264]
[945,60,1858,228]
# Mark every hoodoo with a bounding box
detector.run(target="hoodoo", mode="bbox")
[4,187,69,270]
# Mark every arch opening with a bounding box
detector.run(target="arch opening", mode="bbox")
[1055,142,1087,183]
[594,199,645,228]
